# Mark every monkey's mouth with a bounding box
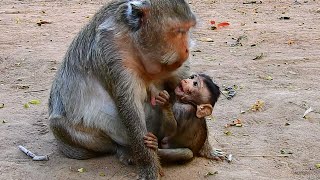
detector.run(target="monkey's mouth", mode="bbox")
[175,84,184,96]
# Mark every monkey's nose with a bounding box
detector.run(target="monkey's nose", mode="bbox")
[181,79,187,84]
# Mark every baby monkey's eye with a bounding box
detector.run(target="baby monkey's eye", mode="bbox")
[193,81,198,86]
[189,74,197,79]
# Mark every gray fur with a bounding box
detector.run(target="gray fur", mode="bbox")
[49,0,195,179]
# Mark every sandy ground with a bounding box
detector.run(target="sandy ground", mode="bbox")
[0,0,320,179]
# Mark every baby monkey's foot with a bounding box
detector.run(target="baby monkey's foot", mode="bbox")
[143,132,158,151]
[210,149,225,161]
[200,149,225,161]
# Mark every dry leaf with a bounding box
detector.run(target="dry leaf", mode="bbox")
[210,26,217,30]
[258,75,273,80]
[280,149,293,154]
[265,75,273,80]
[288,40,295,45]
[15,62,21,67]
[251,100,264,111]
[37,20,52,26]
[204,171,218,177]
[253,53,264,60]
[15,18,21,24]
[0,103,4,108]
[77,168,86,173]
[226,119,243,127]
[217,22,230,27]
[24,103,30,108]
[199,37,214,42]
[29,100,41,105]
[18,85,30,89]
[243,1,262,4]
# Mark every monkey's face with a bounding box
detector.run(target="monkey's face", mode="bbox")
[138,22,195,75]
[126,0,196,75]
[162,22,195,70]
[175,74,211,105]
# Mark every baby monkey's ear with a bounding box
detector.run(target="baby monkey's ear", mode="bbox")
[196,104,213,118]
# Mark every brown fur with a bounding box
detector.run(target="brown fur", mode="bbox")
[145,74,222,163]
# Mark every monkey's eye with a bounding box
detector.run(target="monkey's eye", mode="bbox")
[193,81,198,87]
[189,74,197,79]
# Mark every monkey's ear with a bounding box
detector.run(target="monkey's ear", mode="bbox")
[196,104,213,119]
[123,0,151,31]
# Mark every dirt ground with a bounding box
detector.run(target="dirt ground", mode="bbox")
[0,0,320,179]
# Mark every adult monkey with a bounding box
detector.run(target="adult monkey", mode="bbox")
[48,0,196,179]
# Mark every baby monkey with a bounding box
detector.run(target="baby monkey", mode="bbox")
[144,74,224,163]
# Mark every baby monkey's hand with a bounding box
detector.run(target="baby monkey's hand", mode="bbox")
[143,132,159,151]
[155,90,170,106]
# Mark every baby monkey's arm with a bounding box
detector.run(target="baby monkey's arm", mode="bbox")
[155,90,177,137]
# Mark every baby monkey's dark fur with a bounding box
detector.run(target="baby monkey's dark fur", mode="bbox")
[145,74,223,163]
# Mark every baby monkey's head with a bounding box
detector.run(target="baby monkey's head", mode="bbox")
[174,74,220,118]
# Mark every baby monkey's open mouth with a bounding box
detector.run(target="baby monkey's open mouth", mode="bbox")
[175,83,184,96]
